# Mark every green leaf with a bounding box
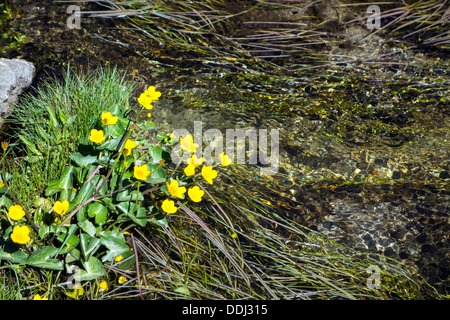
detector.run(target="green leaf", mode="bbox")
[0,247,28,264]
[145,163,167,185]
[116,189,144,202]
[140,119,156,131]
[79,233,101,259]
[58,234,80,255]
[99,230,130,262]
[71,152,98,168]
[148,146,171,164]
[69,181,95,211]
[150,215,168,228]
[174,286,190,296]
[26,246,64,270]
[0,194,13,209]
[87,202,108,226]
[74,256,105,281]
[104,116,128,137]
[45,166,75,200]
[116,202,147,227]
[78,220,96,237]
[97,136,122,152]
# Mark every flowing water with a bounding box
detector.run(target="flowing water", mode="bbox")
[1,0,449,294]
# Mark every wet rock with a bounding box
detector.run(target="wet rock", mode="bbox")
[0,58,35,122]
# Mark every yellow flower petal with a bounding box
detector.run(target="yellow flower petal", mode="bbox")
[118,276,127,284]
[89,129,105,144]
[188,186,204,203]
[179,135,198,153]
[33,294,48,300]
[218,152,232,166]
[53,200,69,216]
[101,112,118,125]
[138,92,153,109]
[144,86,161,101]
[10,225,31,244]
[161,199,177,214]
[99,280,108,292]
[201,166,217,185]
[134,164,150,180]
[8,204,26,221]
[184,164,196,177]
[166,180,186,199]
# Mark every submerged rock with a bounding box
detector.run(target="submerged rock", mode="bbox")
[0,58,35,122]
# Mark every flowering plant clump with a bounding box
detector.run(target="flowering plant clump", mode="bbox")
[0,85,231,295]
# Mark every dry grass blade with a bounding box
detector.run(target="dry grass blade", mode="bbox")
[176,201,251,287]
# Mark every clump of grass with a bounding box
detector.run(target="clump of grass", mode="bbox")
[3,66,134,203]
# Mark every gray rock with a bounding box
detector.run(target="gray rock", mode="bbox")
[0,58,35,122]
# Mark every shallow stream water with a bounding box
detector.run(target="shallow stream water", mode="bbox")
[1,0,449,294]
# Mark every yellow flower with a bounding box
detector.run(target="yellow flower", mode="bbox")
[114,255,123,262]
[166,180,186,199]
[161,199,177,214]
[187,154,204,167]
[147,113,152,118]
[122,139,137,156]
[53,200,69,216]
[188,186,204,203]
[73,283,84,297]
[1,141,8,150]
[33,294,48,300]
[179,134,198,153]
[201,166,217,185]
[134,164,150,180]
[89,129,105,144]
[137,92,153,110]
[8,204,25,221]
[184,164,196,177]
[0,180,4,188]
[10,225,31,244]
[118,276,127,284]
[144,86,161,101]
[99,280,108,292]
[218,152,232,166]
[101,112,118,125]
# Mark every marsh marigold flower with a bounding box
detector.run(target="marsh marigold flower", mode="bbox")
[184,164,196,177]
[10,225,31,244]
[101,112,118,125]
[201,166,217,185]
[179,134,198,153]
[137,92,153,110]
[166,180,186,199]
[122,139,137,156]
[33,294,48,300]
[144,86,161,101]
[118,276,127,284]
[53,200,69,216]
[187,154,204,167]
[134,164,150,180]
[161,199,177,214]
[8,204,25,221]
[218,152,232,166]
[89,129,105,144]
[99,281,108,292]
[1,141,8,150]
[188,186,204,203]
